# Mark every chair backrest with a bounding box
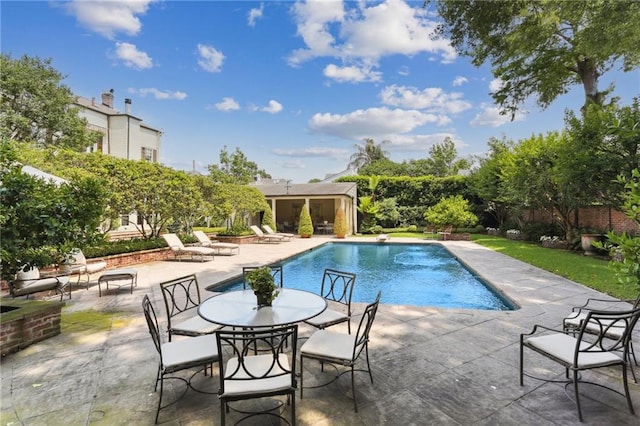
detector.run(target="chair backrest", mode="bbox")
[215,325,298,394]
[352,291,382,361]
[66,248,87,265]
[262,225,277,235]
[242,265,284,289]
[161,233,185,250]
[575,307,640,358]
[632,293,640,309]
[320,268,356,313]
[250,225,265,236]
[192,230,211,246]
[142,295,162,357]
[160,274,203,331]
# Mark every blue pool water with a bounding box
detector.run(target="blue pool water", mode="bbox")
[215,242,515,310]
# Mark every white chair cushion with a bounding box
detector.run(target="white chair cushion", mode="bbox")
[172,315,221,335]
[85,261,107,274]
[221,354,291,397]
[305,309,347,328]
[564,313,626,339]
[525,333,622,368]
[301,329,356,362]
[162,333,218,369]
[16,266,40,281]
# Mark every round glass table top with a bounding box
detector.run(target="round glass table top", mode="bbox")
[198,288,327,328]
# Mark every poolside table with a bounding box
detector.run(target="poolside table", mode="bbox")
[198,288,326,328]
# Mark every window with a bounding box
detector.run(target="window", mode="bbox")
[141,147,157,162]
[119,215,130,226]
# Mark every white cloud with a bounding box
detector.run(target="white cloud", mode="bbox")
[489,78,505,93]
[214,97,240,111]
[452,76,468,87]
[470,103,526,127]
[248,3,264,27]
[323,64,382,83]
[259,100,283,114]
[389,133,460,151]
[129,88,187,100]
[63,0,155,39]
[288,0,456,69]
[308,107,440,140]
[379,85,472,114]
[273,147,349,160]
[281,159,307,169]
[114,42,153,69]
[197,44,225,73]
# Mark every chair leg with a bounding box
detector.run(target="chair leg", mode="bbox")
[573,369,583,422]
[622,363,635,415]
[155,375,164,424]
[290,390,296,426]
[351,366,358,413]
[365,345,373,383]
[220,400,225,425]
[519,339,524,386]
[300,356,304,399]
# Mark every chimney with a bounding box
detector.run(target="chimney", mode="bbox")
[101,89,114,108]
[124,98,132,114]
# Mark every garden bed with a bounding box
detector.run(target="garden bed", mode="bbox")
[0,299,64,356]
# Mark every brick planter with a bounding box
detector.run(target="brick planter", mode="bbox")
[98,247,172,269]
[1,299,64,356]
[214,235,259,244]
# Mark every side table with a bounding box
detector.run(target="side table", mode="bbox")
[97,269,138,297]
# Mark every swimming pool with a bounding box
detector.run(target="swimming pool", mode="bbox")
[215,242,515,310]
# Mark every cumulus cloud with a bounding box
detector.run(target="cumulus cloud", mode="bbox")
[258,100,283,114]
[470,103,526,127]
[323,64,382,83]
[197,44,225,73]
[248,3,264,27]
[309,107,441,140]
[129,87,187,100]
[452,76,468,87]
[273,147,349,160]
[214,97,240,111]
[62,0,156,39]
[114,42,153,69]
[379,85,472,114]
[288,0,456,76]
[489,78,505,93]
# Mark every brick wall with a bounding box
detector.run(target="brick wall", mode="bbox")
[1,302,63,356]
[99,247,171,269]
[524,206,639,234]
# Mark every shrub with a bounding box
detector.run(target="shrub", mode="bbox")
[424,195,478,228]
[333,207,348,237]
[298,204,314,237]
[261,204,277,231]
[406,224,417,232]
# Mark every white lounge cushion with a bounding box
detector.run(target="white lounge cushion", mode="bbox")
[525,333,622,368]
[564,312,626,339]
[305,309,348,328]
[301,329,356,362]
[221,354,292,397]
[162,333,218,371]
[16,265,40,281]
[172,314,221,335]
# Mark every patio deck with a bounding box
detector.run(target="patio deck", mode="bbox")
[1,237,639,425]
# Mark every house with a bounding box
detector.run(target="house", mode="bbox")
[252,181,357,236]
[75,90,163,234]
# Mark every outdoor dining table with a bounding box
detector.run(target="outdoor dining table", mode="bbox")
[198,288,327,328]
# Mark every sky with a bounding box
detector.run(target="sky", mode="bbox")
[2,0,639,183]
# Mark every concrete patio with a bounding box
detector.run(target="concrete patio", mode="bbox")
[1,237,639,425]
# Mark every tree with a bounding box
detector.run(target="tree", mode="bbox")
[376,198,400,228]
[297,204,314,237]
[434,1,640,116]
[423,195,478,228]
[423,137,470,177]
[0,54,97,150]
[261,203,277,231]
[207,146,271,184]
[348,138,389,171]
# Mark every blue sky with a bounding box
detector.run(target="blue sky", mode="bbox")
[2,0,639,183]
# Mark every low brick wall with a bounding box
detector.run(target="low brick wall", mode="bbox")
[97,248,171,269]
[214,235,259,245]
[1,299,64,356]
[446,233,471,241]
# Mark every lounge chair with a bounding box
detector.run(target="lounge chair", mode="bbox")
[59,248,108,290]
[192,230,240,255]
[438,225,453,241]
[249,225,284,243]
[161,233,215,262]
[376,234,389,242]
[261,224,295,241]
[11,265,69,300]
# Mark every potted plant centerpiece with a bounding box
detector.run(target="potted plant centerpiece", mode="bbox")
[245,266,278,307]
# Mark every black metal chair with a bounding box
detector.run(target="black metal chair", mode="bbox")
[159,274,221,341]
[304,268,356,333]
[215,325,298,425]
[300,291,381,412]
[142,295,219,424]
[242,265,283,289]
[520,307,640,422]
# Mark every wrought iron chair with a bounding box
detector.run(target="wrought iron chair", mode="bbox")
[304,268,356,334]
[563,293,640,382]
[520,307,640,422]
[242,265,283,289]
[160,274,221,341]
[215,325,298,425]
[300,291,381,412]
[142,295,219,424]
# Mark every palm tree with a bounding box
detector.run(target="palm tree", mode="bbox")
[348,138,389,171]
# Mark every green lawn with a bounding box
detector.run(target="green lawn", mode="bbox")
[380,231,637,300]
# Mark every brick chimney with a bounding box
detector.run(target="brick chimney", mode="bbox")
[101,89,114,108]
[125,98,132,114]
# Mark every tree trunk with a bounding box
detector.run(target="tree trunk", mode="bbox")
[577,58,602,109]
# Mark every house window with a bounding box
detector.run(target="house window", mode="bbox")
[141,147,157,162]
[119,215,130,226]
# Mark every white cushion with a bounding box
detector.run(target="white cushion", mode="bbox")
[16,265,40,281]
[301,329,356,362]
[564,313,626,339]
[85,261,107,274]
[525,333,622,368]
[162,333,218,370]
[221,354,292,397]
[172,315,221,335]
[305,309,348,328]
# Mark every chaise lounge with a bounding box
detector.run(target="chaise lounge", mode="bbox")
[161,233,215,262]
[250,225,285,243]
[192,230,240,255]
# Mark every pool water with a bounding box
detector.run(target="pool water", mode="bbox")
[216,242,515,310]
